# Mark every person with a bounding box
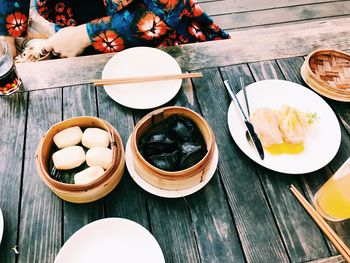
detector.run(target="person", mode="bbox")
[0,0,229,58]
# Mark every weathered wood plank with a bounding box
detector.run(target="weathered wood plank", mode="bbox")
[134,79,245,263]
[16,17,350,91]
[129,82,203,263]
[186,173,246,262]
[18,89,62,263]
[96,85,150,227]
[250,59,337,257]
[213,1,350,30]
[201,0,341,15]
[61,84,105,242]
[304,255,346,263]
[180,81,244,263]
[276,56,350,254]
[244,61,331,262]
[229,16,349,36]
[0,93,28,263]
[192,67,289,262]
[148,199,201,263]
[332,101,350,135]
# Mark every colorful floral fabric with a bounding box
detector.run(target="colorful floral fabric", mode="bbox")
[0,0,229,54]
[0,1,29,38]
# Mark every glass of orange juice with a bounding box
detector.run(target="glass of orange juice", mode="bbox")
[313,157,350,221]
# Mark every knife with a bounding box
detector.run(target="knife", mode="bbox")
[224,80,265,160]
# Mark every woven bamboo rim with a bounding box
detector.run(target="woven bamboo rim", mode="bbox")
[131,106,216,190]
[35,116,124,192]
[38,156,125,203]
[301,48,350,102]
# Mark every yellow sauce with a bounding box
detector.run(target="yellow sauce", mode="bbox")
[265,142,304,155]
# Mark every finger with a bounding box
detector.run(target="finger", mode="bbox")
[51,51,60,57]
[42,39,53,53]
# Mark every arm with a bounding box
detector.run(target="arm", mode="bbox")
[0,0,31,57]
[43,0,174,56]
[43,0,228,57]
[43,0,165,56]
[85,0,229,53]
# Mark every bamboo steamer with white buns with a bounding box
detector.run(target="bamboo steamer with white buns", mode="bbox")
[130,106,216,190]
[35,116,125,203]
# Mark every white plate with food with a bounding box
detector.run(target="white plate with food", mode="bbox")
[227,79,341,174]
[54,218,165,263]
[125,137,219,198]
[0,208,3,244]
[102,47,182,109]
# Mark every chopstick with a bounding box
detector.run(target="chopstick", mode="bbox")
[93,72,203,86]
[290,184,350,262]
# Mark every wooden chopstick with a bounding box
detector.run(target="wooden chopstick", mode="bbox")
[93,72,203,86]
[290,185,350,262]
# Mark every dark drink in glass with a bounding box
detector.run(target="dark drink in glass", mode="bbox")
[0,39,22,96]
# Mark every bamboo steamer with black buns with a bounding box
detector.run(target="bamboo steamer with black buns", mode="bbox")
[131,106,216,190]
[35,116,125,203]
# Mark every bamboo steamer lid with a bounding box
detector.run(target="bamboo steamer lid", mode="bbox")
[131,106,216,191]
[301,48,350,102]
[35,116,125,203]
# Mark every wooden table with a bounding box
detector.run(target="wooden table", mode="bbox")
[1,18,350,263]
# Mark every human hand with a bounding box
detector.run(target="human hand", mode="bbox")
[43,24,91,58]
[1,36,17,58]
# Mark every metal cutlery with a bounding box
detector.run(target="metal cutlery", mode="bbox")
[224,80,265,160]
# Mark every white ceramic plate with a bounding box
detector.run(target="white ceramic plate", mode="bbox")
[227,79,341,174]
[55,218,165,263]
[102,47,182,109]
[0,208,3,244]
[125,137,219,198]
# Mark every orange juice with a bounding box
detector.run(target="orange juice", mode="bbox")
[313,158,350,221]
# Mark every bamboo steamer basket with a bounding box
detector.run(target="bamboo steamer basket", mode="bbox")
[35,116,125,203]
[131,106,216,190]
[301,48,350,102]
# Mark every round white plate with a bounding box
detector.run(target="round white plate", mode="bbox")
[0,208,3,244]
[125,137,219,198]
[227,79,341,174]
[54,218,165,263]
[102,47,182,109]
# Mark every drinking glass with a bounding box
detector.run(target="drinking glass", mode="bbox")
[0,39,22,95]
[313,157,350,221]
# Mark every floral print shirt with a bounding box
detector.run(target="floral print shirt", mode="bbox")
[0,0,229,53]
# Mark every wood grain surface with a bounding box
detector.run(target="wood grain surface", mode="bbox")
[0,93,28,263]
[61,85,105,242]
[2,56,350,263]
[192,68,290,262]
[18,89,62,263]
[17,17,350,91]
[2,2,350,261]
